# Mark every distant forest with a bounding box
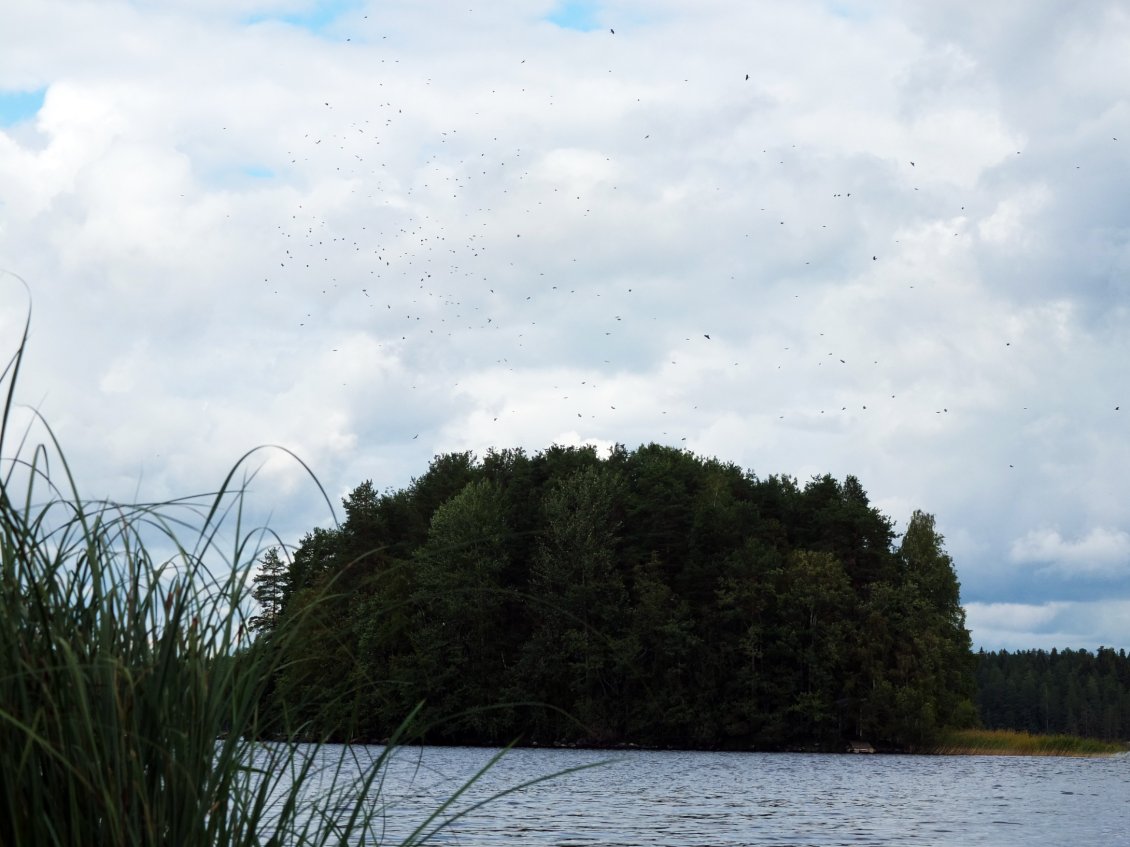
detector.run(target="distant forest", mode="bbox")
[249,443,982,750]
[975,648,1130,741]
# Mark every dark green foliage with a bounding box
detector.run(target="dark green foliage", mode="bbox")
[403,479,517,740]
[519,466,631,743]
[255,443,980,750]
[975,647,1130,741]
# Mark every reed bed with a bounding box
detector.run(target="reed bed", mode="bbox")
[0,305,581,846]
[928,728,1126,757]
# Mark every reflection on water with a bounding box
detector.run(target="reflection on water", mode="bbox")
[256,744,1130,846]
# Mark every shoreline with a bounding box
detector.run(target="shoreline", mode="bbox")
[315,733,1128,758]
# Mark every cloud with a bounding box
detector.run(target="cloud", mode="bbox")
[966,599,1130,652]
[1009,527,1130,578]
[1,0,1128,650]
[244,0,366,37]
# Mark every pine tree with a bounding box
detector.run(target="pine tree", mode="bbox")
[248,547,288,635]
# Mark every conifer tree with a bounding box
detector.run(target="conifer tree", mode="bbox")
[249,547,288,635]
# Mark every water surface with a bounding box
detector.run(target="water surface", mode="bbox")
[268,744,1130,846]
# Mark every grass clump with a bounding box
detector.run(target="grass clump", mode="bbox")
[929,728,1126,757]
[0,301,583,846]
[0,313,395,845]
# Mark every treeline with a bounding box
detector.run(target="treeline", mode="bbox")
[975,648,1130,741]
[249,443,976,750]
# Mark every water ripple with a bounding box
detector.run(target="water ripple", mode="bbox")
[261,745,1130,846]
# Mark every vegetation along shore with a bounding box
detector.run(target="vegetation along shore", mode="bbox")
[928,729,1126,757]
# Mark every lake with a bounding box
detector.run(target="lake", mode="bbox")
[262,744,1130,846]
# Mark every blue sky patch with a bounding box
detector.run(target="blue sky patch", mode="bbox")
[241,164,275,179]
[546,0,601,32]
[245,0,363,35]
[0,88,47,127]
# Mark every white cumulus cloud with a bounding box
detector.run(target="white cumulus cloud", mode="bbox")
[1009,527,1130,577]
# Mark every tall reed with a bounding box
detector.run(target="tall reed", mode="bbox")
[0,300,587,846]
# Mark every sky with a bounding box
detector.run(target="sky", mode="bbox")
[1,0,1128,652]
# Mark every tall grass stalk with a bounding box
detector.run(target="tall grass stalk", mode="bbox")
[0,303,593,846]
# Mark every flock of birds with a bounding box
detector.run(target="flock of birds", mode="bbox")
[251,21,1121,461]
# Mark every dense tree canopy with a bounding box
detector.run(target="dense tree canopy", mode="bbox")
[253,443,981,749]
[975,647,1130,741]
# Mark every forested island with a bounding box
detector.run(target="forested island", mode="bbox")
[246,443,1130,751]
[248,443,988,750]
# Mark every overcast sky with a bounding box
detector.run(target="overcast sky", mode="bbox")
[2,0,1128,652]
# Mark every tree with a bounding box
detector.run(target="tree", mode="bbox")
[624,553,701,744]
[286,526,343,599]
[520,466,630,742]
[772,549,853,744]
[403,479,514,741]
[272,584,370,739]
[248,547,288,635]
[900,511,962,618]
[712,538,780,743]
[887,511,976,744]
